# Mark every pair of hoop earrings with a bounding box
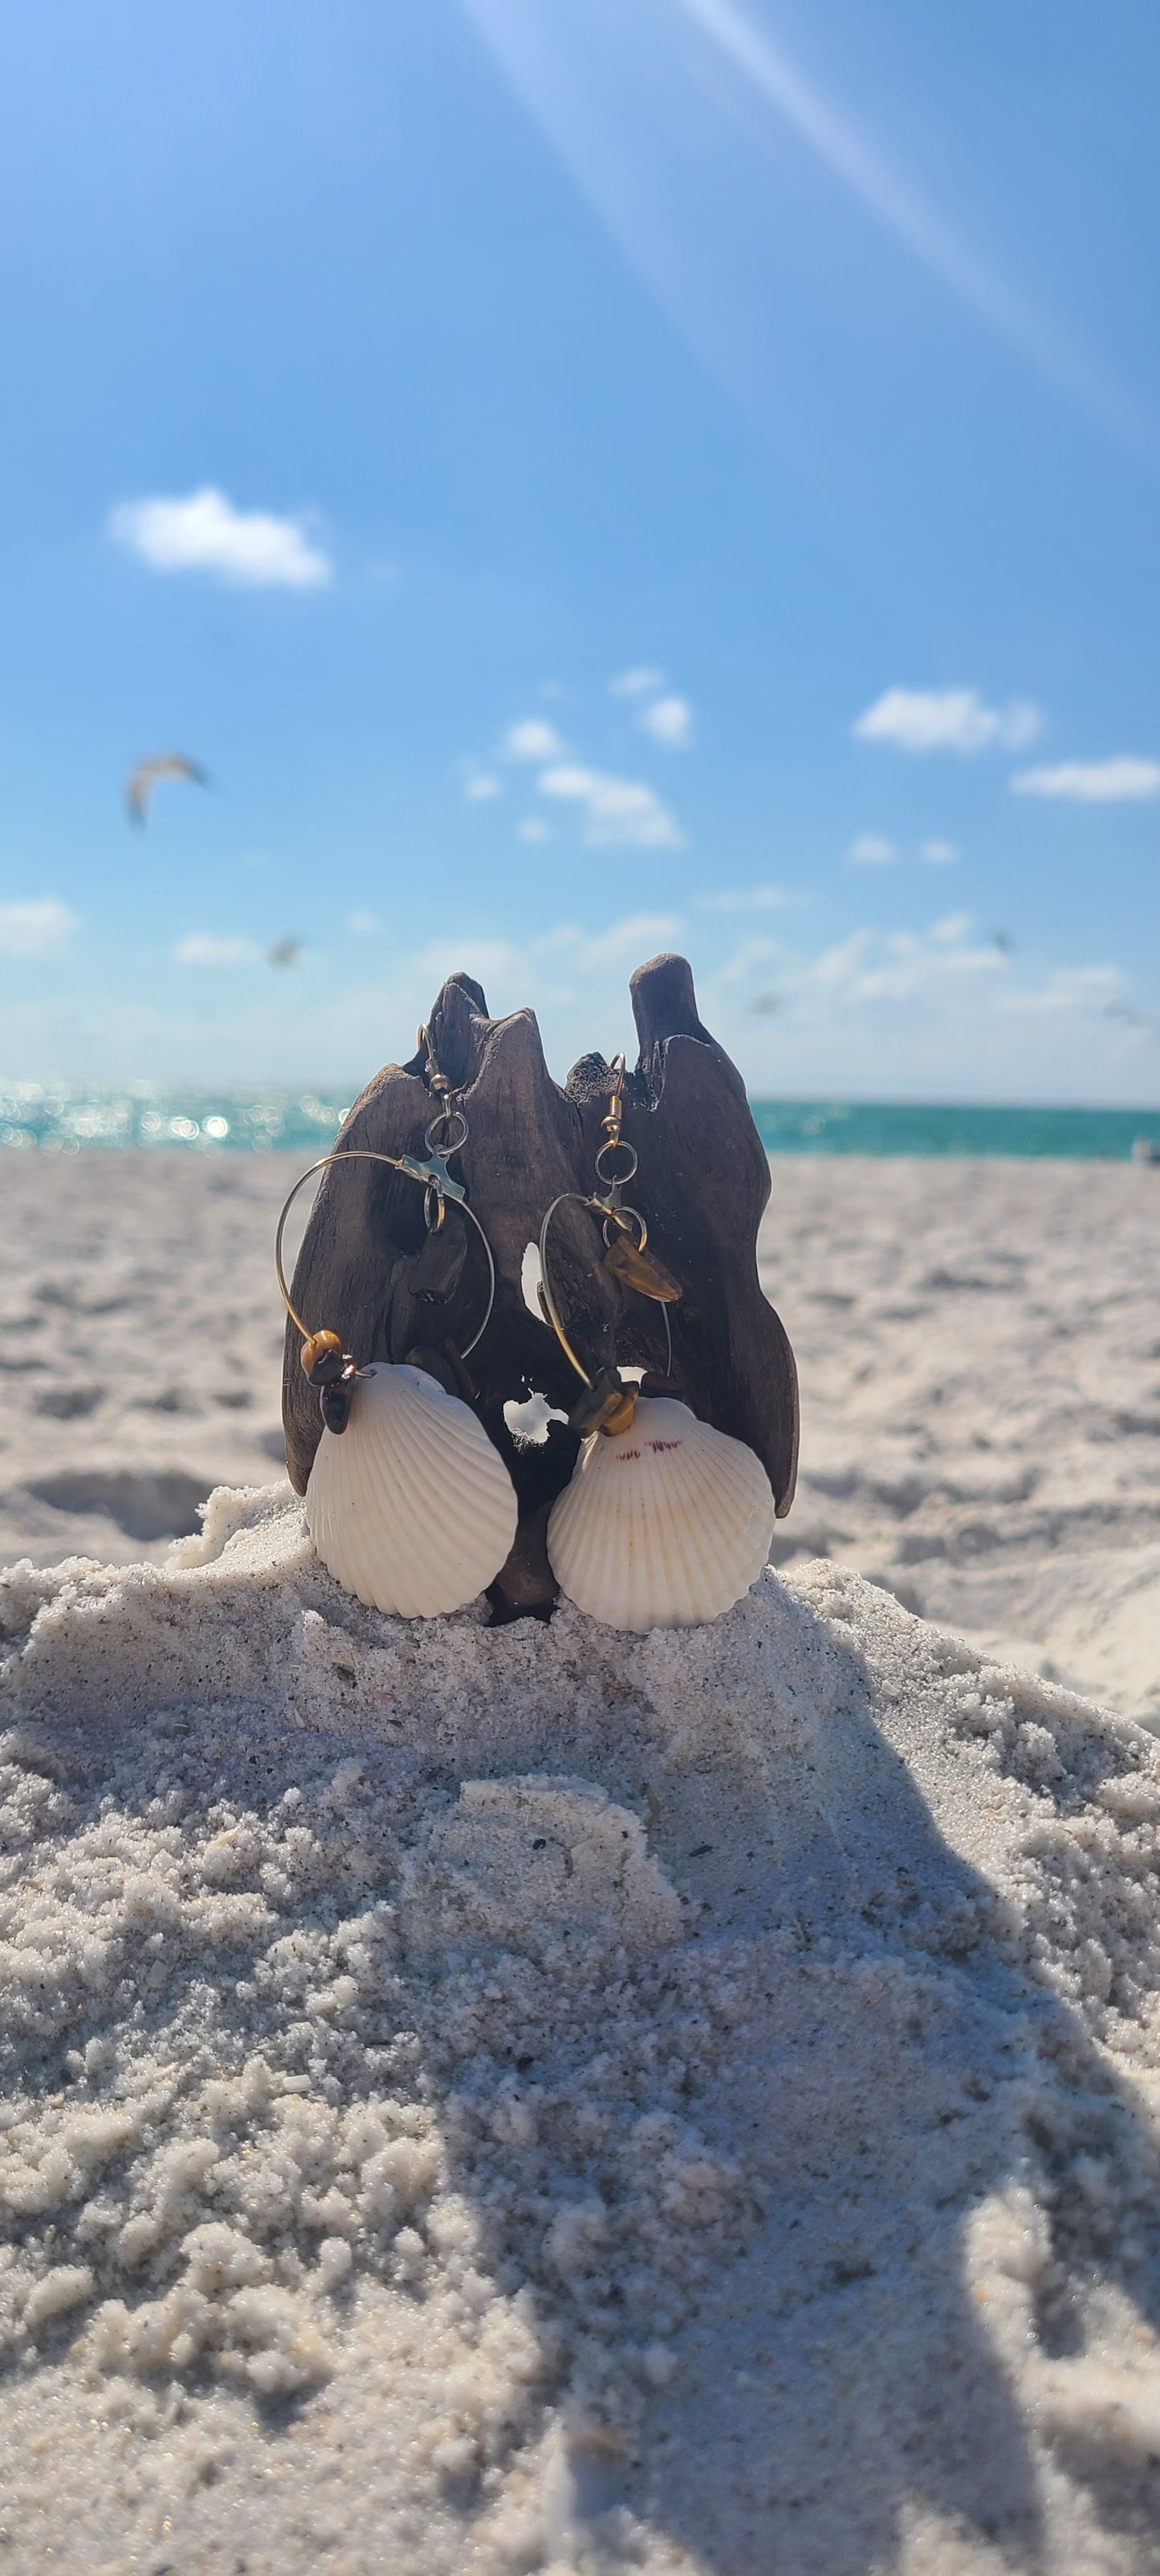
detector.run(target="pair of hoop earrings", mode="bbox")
[275,1045,775,1632]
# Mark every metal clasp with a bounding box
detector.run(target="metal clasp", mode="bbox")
[396,1147,467,1205]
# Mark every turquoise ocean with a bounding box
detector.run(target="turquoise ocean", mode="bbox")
[2,1085,1159,1160]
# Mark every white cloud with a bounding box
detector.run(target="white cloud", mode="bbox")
[407,911,686,1009]
[538,763,683,847]
[610,666,665,699]
[173,934,262,967]
[11,895,1143,1107]
[920,838,959,864]
[853,687,1041,754]
[638,693,694,748]
[464,770,502,801]
[0,898,79,959]
[812,929,872,988]
[696,885,795,911]
[1011,756,1160,803]
[518,817,551,842]
[575,912,683,968]
[699,909,1138,1054]
[712,934,786,988]
[847,833,896,864]
[503,719,564,762]
[999,964,1121,1013]
[409,936,523,992]
[347,911,380,935]
[688,914,1146,1099]
[806,913,1005,1005]
[108,487,331,589]
[832,948,1003,1004]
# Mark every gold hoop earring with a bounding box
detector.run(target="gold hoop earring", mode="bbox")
[537,1054,680,1434]
[274,1043,515,1619]
[539,1057,775,1632]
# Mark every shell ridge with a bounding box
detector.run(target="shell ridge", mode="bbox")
[672,1429,774,1552]
[547,1396,774,1631]
[641,1455,705,1626]
[307,1361,516,1616]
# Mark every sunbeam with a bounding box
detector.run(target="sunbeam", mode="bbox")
[462,0,1156,465]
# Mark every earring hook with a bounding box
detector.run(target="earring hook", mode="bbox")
[538,1053,674,1392]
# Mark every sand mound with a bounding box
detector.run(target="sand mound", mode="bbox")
[2,1487,1160,2573]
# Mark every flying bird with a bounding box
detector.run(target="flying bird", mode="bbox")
[124,752,211,826]
[1105,999,1157,1034]
[991,928,1016,954]
[267,936,303,969]
[751,992,783,1016]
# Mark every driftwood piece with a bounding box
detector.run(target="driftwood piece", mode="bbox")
[282,952,799,1617]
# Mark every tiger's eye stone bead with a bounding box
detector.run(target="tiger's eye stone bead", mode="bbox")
[319,1359,358,1434]
[568,1370,638,1440]
[301,1330,346,1386]
[600,1386,639,1436]
[603,1233,682,1302]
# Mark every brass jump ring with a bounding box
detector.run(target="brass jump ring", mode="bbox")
[594,1138,637,1187]
[539,1193,671,1389]
[600,1204,648,1253]
[425,1105,467,1157]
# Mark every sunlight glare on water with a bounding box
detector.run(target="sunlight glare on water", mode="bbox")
[0,1086,351,1155]
[1,1087,1158,1158]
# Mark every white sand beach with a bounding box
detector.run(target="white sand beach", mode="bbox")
[1,1148,1159,2572]
[767,1156,1160,1726]
[3,1150,1157,1721]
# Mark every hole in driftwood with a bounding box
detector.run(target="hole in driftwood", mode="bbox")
[503,1392,569,1447]
[520,1241,543,1316]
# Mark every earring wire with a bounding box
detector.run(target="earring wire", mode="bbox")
[275,1144,496,1363]
[538,1053,673,1388]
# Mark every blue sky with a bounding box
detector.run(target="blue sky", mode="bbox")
[2,0,1158,1102]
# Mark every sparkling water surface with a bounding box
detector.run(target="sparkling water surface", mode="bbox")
[1,1085,1158,1159]
[0,1086,348,1155]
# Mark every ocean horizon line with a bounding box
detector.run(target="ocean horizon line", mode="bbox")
[2,1082,1159,1160]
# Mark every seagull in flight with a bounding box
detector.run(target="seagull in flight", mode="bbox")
[1106,999,1158,1035]
[124,752,212,826]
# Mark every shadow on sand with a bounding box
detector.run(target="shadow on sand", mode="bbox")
[4,1567,1160,2573]
[406,1579,1160,2573]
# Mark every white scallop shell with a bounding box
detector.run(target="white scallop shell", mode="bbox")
[547,1395,775,1632]
[305,1362,517,1618]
